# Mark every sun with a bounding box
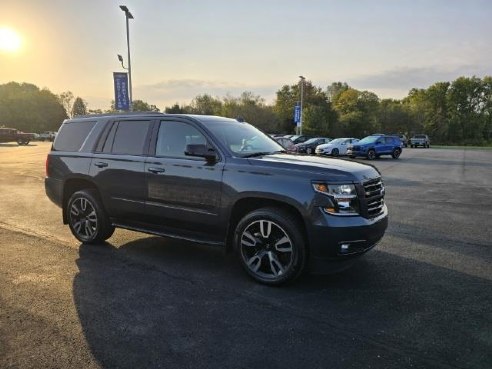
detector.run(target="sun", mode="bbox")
[0,27,22,53]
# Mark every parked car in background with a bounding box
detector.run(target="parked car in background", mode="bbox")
[274,137,296,152]
[0,127,35,145]
[295,137,331,155]
[347,134,402,160]
[38,131,57,142]
[315,138,359,156]
[397,134,409,147]
[410,134,430,148]
[290,135,311,144]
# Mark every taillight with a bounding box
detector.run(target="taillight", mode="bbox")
[45,155,50,177]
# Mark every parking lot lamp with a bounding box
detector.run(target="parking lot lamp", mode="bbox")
[299,76,306,135]
[120,5,134,110]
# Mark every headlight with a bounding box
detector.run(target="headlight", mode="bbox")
[313,183,359,215]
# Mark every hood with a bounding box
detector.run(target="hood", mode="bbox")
[247,153,380,183]
[317,142,335,149]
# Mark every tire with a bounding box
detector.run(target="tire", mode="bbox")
[67,189,114,244]
[392,148,401,159]
[367,149,376,160]
[234,207,306,286]
[331,148,339,157]
[306,147,313,155]
[349,155,355,159]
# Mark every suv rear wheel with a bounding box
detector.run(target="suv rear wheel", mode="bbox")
[67,190,114,244]
[235,208,306,285]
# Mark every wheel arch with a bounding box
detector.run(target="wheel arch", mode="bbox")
[62,177,99,224]
[225,197,308,255]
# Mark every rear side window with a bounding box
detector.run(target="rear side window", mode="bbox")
[54,121,96,151]
[110,120,151,155]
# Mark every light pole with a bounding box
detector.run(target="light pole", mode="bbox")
[120,5,133,110]
[299,76,305,135]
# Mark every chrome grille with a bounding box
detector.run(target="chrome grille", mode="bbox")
[363,177,385,218]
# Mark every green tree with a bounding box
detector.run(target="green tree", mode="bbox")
[0,82,67,132]
[333,88,379,137]
[274,80,336,134]
[71,97,88,116]
[378,99,413,134]
[447,76,485,144]
[188,94,222,115]
[132,99,160,112]
[58,91,74,118]
[221,91,280,132]
[164,103,188,114]
[326,82,350,102]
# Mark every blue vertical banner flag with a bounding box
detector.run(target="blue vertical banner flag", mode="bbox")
[293,102,301,125]
[113,72,130,111]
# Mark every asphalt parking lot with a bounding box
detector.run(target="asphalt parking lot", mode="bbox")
[0,142,491,369]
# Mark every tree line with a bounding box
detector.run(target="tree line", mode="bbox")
[1,76,491,144]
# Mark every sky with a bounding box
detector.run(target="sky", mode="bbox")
[1,0,491,111]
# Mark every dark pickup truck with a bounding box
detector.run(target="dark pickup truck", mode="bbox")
[45,113,388,285]
[0,127,35,145]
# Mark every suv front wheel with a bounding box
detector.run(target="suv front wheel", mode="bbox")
[67,190,115,244]
[235,208,306,285]
[392,148,401,159]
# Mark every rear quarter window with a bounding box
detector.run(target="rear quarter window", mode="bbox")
[53,121,96,152]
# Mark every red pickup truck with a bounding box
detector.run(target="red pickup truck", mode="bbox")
[0,127,35,145]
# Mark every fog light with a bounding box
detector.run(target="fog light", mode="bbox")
[340,244,350,253]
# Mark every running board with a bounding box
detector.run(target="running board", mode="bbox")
[112,221,226,247]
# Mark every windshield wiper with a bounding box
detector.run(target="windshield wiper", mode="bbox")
[242,150,285,158]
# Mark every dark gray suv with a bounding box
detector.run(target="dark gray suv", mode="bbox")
[45,113,388,285]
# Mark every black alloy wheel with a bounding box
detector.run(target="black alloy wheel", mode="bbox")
[332,148,339,157]
[367,149,376,160]
[392,148,401,159]
[67,190,114,244]
[235,208,305,285]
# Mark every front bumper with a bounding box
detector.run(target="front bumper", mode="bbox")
[346,148,366,157]
[306,206,388,272]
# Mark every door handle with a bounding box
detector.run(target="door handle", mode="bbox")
[94,161,108,168]
[148,167,166,174]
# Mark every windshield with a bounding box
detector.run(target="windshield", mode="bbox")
[327,138,343,145]
[357,135,380,145]
[302,138,320,145]
[207,121,284,157]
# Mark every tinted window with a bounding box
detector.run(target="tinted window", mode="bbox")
[111,120,151,155]
[358,136,379,145]
[156,121,207,158]
[102,122,118,153]
[54,121,96,151]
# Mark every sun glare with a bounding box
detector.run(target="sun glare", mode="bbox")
[0,27,22,53]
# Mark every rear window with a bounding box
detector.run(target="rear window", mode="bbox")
[53,121,96,151]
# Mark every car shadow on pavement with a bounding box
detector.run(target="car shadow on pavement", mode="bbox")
[73,237,492,369]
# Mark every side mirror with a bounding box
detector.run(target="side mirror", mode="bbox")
[185,144,217,162]
[376,140,383,145]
